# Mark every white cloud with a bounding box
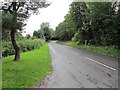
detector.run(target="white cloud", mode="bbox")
[23,0,73,36]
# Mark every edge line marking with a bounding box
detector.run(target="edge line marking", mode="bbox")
[85,57,117,71]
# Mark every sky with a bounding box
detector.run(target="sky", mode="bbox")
[23,0,73,36]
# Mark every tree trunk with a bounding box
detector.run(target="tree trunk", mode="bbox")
[11,29,20,61]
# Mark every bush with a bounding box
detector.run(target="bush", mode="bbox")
[2,39,45,57]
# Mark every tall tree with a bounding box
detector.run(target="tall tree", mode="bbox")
[41,22,51,41]
[112,2,120,48]
[56,2,120,47]
[88,2,112,45]
[55,13,76,41]
[1,0,50,61]
[33,29,44,39]
[70,2,88,44]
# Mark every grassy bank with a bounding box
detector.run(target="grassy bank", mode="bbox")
[2,43,52,88]
[58,41,119,58]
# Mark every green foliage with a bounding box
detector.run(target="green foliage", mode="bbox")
[26,34,31,39]
[2,39,45,57]
[2,30,24,41]
[56,2,120,48]
[33,23,54,41]
[58,41,120,57]
[2,1,51,32]
[43,27,51,41]
[72,31,81,44]
[33,30,44,39]
[2,43,52,88]
[1,1,51,61]
[49,28,55,39]
[87,2,114,45]
[2,12,14,30]
[55,13,75,41]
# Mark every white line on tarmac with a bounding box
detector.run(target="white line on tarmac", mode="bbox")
[85,57,117,71]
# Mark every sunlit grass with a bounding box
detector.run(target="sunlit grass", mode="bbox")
[2,43,52,88]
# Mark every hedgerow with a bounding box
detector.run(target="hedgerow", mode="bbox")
[2,39,45,57]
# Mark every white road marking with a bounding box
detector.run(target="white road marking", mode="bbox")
[85,57,117,71]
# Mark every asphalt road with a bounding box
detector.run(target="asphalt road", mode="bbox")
[37,42,118,88]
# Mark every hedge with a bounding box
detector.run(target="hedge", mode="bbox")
[2,39,45,57]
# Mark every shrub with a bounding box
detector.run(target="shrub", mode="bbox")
[2,39,45,57]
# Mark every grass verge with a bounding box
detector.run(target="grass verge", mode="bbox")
[58,41,119,58]
[2,43,52,88]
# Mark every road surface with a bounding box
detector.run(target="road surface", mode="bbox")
[37,42,118,88]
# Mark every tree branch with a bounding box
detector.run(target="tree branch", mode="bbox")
[7,3,14,14]
[16,3,21,11]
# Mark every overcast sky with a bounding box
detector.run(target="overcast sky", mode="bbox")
[23,0,73,36]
